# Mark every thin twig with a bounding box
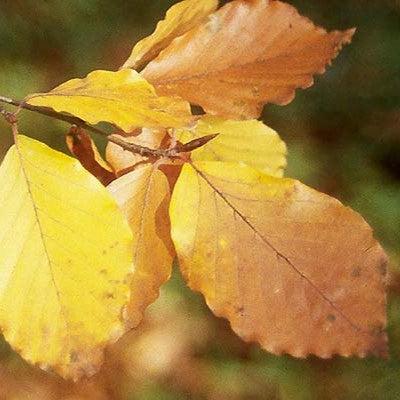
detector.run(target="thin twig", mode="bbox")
[0,95,182,158]
[0,105,18,125]
[0,95,108,136]
[0,94,218,158]
[107,134,174,158]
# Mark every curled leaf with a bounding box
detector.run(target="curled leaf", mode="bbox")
[108,165,174,327]
[0,135,134,380]
[121,0,219,70]
[170,161,388,358]
[175,116,287,177]
[143,0,355,119]
[27,69,194,131]
[66,128,116,185]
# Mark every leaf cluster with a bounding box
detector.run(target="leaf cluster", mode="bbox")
[0,0,389,381]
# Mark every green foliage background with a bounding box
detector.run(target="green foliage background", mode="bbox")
[0,1,399,399]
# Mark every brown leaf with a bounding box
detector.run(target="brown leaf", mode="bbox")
[170,161,388,358]
[66,128,116,185]
[142,0,355,119]
[106,128,169,175]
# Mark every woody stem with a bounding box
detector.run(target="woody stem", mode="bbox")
[0,95,176,158]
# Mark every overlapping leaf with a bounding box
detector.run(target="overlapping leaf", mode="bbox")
[0,0,388,380]
[170,161,388,358]
[121,0,219,70]
[0,135,134,380]
[175,116,287,177]
[66,129,116,185]
[142,0,355,119]
[27,69,194,131]
[106,128,168,175]
[108,165,174,327]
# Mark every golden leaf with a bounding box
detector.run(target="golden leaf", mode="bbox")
[27,69,193,131]
[108,165,174,327]
[121,0,219,70]
[142,0,355,119]
[0,135,134,380]
[170,161,388,358]
[175,116,287,177]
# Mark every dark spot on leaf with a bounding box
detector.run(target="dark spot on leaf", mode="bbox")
[232,99,245,107]
[370,323,385,336]
[378,259,388,276]
[70,351,79,363]
[351,266,361,278]
[235,306,245,316]
[100,269,107,275]
[327,314,336,322]
[104,292,115,300]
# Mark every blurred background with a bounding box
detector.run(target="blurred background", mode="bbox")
[0,0,399,398]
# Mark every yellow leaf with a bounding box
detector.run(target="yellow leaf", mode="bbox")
[142,0,355,119]
[121,0,219,70]
[170,161,388,358]
[108,165,174,327]
[0,135,134,380]
[26,69,193,131]
[175,116,287,177]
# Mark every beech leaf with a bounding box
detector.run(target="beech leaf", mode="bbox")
[66,129,116,185]
[106,128,168,174]
[170,161,388,358]
[0,135,134,380]
[108,164,174,327]
[175,116,287,177]
[26,69,194,131]
[142,0,355,119]
[121,0,219,70]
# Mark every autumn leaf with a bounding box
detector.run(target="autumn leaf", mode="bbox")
[26,69,194,131]
[0,135,134,380]
[121,0,219,71]
[66,128,116,185]
[175,116,287,177]
[108,164,174,328]
[142,0,355,119]
[106,128,169,175]
[170,161,388,358]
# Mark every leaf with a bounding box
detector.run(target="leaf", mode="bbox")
[142,0,355,119]
[108,164,174,327]
[170,161,388,358]
[26,69,194,131]
[175,116,287,177]
[0,135,134,380]
[66,129,116,185]
[121,0,219,71]
[106,128,169,174]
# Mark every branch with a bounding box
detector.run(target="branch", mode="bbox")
[0,94,217,159]
[0,95,111,137]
